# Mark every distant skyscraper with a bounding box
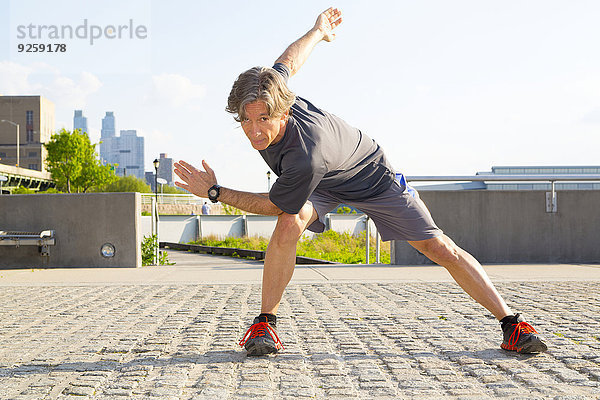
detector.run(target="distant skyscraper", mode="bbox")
[145,171,156,192]
[115,130,145,179]
[157,153,174,186]
[99,111,115,164]
[73,110,88,134]
[101,112,115,138]
[98,112,145,179]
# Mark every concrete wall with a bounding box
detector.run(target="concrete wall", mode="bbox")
[328,214,376,236]
[140,214,375,243]
[393,190,600,264]
[200,215,245,238]
[0,193,141,268]
[246,215,278,238]
[141,215,198,243]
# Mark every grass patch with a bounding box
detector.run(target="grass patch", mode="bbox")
[191,230,391,264]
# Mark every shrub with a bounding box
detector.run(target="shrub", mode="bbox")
[191,230,390,264]
[98,175,151,193]
[141,234,173,266]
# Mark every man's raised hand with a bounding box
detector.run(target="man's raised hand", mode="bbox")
[314,7,342,42]
[174,160,218,198]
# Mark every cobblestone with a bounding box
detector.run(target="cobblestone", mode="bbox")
[0,281,599,398]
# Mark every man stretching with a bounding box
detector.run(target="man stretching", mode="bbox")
[174,7,547,356]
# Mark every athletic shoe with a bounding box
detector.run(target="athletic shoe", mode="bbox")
[239,315,284,356]
[501,313,548,353]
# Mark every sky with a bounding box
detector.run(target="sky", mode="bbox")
[1,0,599,192]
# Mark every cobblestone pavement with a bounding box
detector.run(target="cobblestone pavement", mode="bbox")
[1,281,599,399]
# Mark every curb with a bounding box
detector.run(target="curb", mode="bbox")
[160,242,339,265]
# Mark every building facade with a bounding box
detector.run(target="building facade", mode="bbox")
[114,130,144,179]
[0,95,55,172]
[146,153,174,191]
[415,166,600,191]
[73,110,88,134]
[98,112,145,180]
[157,153,174,186]
[99,111,115,165]
[483,166,600,190]
[145,171,156,192]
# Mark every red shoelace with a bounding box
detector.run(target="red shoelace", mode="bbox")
[239,321,284,350]
[506,321,538,348]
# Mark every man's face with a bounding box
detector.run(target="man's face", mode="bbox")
[241,101,287,151]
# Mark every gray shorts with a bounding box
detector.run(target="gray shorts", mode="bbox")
[307,175,443,242]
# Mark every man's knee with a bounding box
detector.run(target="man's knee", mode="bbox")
[411,235,462,265]
[271,204,316,247]
[275,213,303,238]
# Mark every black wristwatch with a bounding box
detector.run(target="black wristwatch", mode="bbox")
[208,184,221,203]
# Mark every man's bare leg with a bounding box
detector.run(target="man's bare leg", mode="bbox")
[408,234,512,320]
[240,204,318,355]
[408,234,548,353]
[261,204,319,315]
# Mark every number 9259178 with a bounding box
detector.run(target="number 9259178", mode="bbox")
[18,43,67,52]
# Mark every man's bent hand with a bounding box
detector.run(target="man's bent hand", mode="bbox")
[275,7,343,76]
[174,160,283,216]
[314,7,343,42]
[174,160,217,198]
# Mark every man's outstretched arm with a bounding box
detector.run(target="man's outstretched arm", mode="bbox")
[174,160,283,216]
[275,7,342,77]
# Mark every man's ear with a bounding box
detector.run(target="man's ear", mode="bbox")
[280,110,289,128]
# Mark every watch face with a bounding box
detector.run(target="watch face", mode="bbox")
[209,188,217,197]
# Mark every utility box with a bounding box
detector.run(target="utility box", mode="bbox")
[0,192,141,268]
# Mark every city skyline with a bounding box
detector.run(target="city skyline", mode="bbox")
[1,1,599,192]
[98,111,145,180]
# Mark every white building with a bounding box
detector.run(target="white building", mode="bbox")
[414,166,600,191]
[99,111,145,179]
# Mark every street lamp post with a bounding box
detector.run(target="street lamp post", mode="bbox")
[153,158,160,204]
[153,158,160,265]
[0,120,19,167]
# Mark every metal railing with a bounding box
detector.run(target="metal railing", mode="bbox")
[140,193,205,205]
[0,164,54,192]
[365,216,381,264]
[144,174,600,264]
[406,174,600,213]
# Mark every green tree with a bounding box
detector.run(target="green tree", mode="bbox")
[12,186,35,194]
[160,184,188,194]
[100,175,152,193]
[44,129,116,193]
[39,187,62,194]
[222,203,245,215]
[73,141,117,192]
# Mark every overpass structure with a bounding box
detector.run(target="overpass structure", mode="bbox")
[0,163,54,193]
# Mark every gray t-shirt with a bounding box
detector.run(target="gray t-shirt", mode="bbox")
[260,63,396,214]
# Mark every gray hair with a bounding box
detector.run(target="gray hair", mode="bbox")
[226,66,296,122]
